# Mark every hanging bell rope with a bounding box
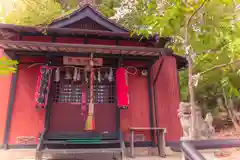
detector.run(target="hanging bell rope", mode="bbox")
[85,53,96,131]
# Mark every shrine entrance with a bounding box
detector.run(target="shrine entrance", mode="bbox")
[47,58,118,139]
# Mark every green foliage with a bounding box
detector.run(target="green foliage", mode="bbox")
[0,57,18,74]
[98,0,121,18]
[117,0,240,111]
[0,0,120,26]
[1,0,63,26]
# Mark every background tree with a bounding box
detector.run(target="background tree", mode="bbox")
[111,0,240,138]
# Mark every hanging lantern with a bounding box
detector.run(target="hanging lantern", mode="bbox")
[64,68,72,80]
[108,68,113,82]
[76,69,81,81]
[54,68,60,82]
[116,67,129,109]
[73,67,78,81]
[97,69,101,83]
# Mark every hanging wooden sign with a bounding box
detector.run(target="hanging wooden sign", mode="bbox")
[63,56,103,66]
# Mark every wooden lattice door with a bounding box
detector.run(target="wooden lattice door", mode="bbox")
[48,67,117,135]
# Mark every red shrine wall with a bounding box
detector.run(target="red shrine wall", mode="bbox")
[152,56,182,142]
[120,70,151,141]
[8,64,45,145]
[0,49,12,144]
[5,59,151,145]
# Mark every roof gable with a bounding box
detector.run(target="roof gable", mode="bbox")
[49,5,128,32]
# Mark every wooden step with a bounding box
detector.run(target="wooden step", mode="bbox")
[45,132,118,140]
[41,148,122,154]
[44,139,121,145]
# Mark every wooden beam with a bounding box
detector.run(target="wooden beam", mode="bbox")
[12,51,159,60]
[0,40,164,53]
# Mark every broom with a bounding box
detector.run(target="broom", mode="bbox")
[85,58,95,131]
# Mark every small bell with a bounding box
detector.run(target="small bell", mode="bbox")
[64,68,72,80]
[97,69,101,83]
[84,70,88,83]
[73,67,78,81]
[54,68,60,82]
[108,68,113,82]
[76,69,81,81]
[104,71,108,79]
[94,71,97,81]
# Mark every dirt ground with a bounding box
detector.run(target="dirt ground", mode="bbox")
[0,147,219,160]
[0,147,239,160]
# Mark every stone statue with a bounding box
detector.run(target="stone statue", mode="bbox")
[178,102,215,140]
[178,102,191,140]
[202,112,215,138]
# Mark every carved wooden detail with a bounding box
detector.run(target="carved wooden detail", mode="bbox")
[16,136,36,144]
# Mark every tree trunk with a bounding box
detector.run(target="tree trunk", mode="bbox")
[222,89,240,131]
[187,53,198,139]
[184,0,197,139]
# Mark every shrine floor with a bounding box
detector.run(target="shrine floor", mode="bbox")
[0,147,233,160]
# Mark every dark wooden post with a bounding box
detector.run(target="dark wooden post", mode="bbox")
[157,129,166,157]
[3,55,19,149]
[147,63,155,144]
[130,129,134,158]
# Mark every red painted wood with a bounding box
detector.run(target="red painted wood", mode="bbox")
[19,35,153,48]
[0,49,12,144]
[151,56,182,142]
[118,40,146,47]
[122,61,147,68]
[49,103,85,133]
[19,56,46,63]
[49,103,116,134]
[10,35,20,41]
[88,38,115,45]
[64,17,110,31]
[56,37,84,44]
[9,65,45,144]
[22,36,52,42]
[120,70,151,141]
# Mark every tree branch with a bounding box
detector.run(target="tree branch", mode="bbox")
[199,59,240,76]
[187,0,209,27]
[196,40,230,55]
